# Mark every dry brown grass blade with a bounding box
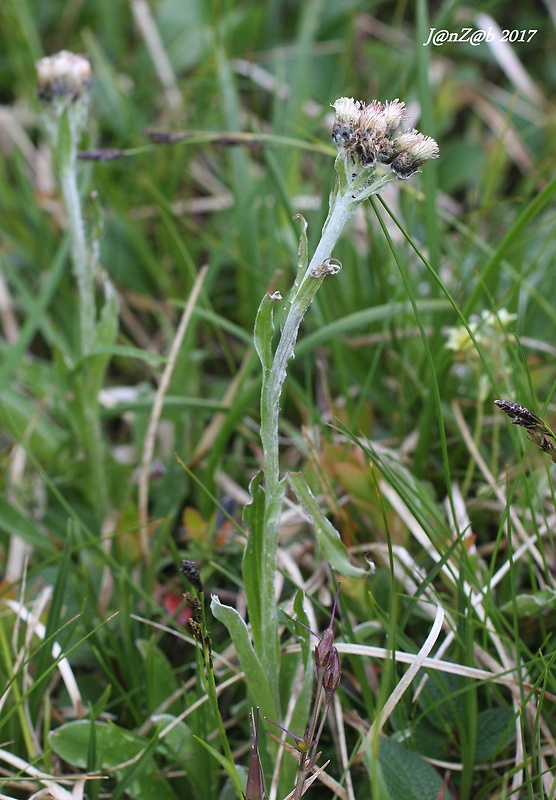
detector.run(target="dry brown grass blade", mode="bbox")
[138,265,208,563]
[130,0,183,112]
[354,604,444,763]
[188,346,255,468]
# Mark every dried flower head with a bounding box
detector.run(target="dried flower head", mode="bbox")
[382,99,406,133]
[36,50,91,103]
[495,400,556,462]
[181,559,203,594]
[331,96,438,181]
[356,101,390,168]
[331,97,362,149]
[36,50,92,154]
[359,100,388,138]
[390,129,439,179]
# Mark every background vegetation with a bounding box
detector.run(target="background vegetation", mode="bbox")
[0,0,555,798]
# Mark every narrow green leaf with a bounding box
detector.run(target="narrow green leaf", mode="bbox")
[283,214,309,323]
[210,595,277,722]
[79,282,119,399]
[293,590,312,668]
[249,477,287,688]
[79,345,168,363]
[242,471,288,688]
[193,735,245,800]
[287,472,367,578]
[242,471,265,654]
[0,237,70,389]
[254,292,281,374]
[279,591,314,791]
[0,498,55,554]
[500,588,556,618]
[0,388,67,462]
[31,536,72,719]
[94,279,119,351]
[463,172,556,314]
[474,708,516,762]
[136,639,180,715]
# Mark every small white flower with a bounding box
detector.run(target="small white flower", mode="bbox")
[445,320,482,355]
[481,308,517,330]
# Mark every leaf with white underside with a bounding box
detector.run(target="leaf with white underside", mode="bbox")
[210,595,278,721]
[287,472,367,578]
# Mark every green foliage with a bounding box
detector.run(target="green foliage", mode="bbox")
[377,737,453,800]
[49,720,177,800]
[0,0,555,798]
[211,595,277,720]
[287,471,367,578]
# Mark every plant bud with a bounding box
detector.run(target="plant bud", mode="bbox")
[314,584,340,681]
[36,50,91,103]
[331,97,362,149]
[390,129,439,179]
[323,646,341,700]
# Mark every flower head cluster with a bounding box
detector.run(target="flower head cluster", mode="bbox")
[36,50,91,103]
[331,97,439,178]
[36,51,92,151]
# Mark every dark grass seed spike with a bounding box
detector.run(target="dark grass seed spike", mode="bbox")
[494,400,547,430]
[494,399,556,463]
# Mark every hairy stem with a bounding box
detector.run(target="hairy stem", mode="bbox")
[261,189,355,497]
[60,165,96,355]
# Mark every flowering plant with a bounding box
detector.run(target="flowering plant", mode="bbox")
[212,96,439,796]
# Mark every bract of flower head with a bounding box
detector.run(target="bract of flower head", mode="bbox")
[36,50,91,103]
[331,97,362,149]
[391,129,439,179]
